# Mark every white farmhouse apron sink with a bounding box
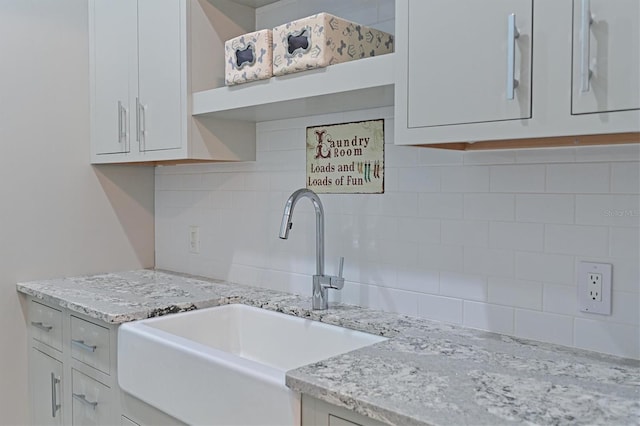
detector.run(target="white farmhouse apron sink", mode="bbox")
[118,304,387,425]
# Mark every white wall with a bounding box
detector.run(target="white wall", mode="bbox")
[156,107,640,360]
[0,1,155,423]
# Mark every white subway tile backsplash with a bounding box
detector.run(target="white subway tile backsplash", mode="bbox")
[441,166,489,193]
[515,194,575,224]
[396,266,439,294]
[258,128,306,151]
[489,222,544,251]
[397,166,440,192]
[611,163,640,194]
[440,272,487,301]
[464,194,515,221]
[232,191,270,210]
[609,227,640,259]
[419,243,463,271]
[419,193,464,219]
[574,320,640,359]
[490,165,546,193]
[441,220,489,247]
[463,301,514,334]
[376,287,419,317]
[544,283,639,326]
[269,171,306,192]
[210,191,233,209]
[546,163,610,194]
[574,144,640,163]
[397,217,440,244]
[377,240,420,266]
[418,294,463,325]
[244,173,271,191]
[419,148,464,166]
[155,50,640,358]
[515,147,576,164]
[488,277,543,310]
[463,150,517,165]
[542,283,577,316]
[515,310,574,347]
[386,145,420,167]
[380,192,419,217]
[335,280,379,307]
[544,224,609,257]
[515,252,574,284]
[575,195,640,227]
[464,247,514,277]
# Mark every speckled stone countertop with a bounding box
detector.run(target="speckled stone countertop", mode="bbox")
[17,270,640,426]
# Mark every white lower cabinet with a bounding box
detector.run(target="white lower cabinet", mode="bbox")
[28,298,379,426]
[30,348,63,426]
[27,297,185,426]
[302,395,387,426]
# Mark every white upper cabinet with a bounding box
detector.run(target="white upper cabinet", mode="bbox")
[91,0,137,155]
[89,0,256,164]
[136,0,183,152]
[395,0,640,147]
[407,0,532,128]
[572,0,640,115]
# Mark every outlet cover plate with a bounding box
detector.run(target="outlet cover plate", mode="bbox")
[578,262,612,315]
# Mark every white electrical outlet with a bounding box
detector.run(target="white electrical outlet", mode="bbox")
[587,272,602,301]
[578,262,612,315]
[189,226,200,254]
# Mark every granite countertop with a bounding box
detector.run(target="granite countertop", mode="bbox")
[17,270,640,426]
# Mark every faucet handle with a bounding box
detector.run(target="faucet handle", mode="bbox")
[329,257,345,290]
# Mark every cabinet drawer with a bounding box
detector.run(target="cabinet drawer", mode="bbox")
[72,369,113,426]
[30,301,63,352]
[70,316,110,374]
[330,415,362,426]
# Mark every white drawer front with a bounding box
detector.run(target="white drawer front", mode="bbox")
[72,369,113,426]
[30,301,63,352]
[70,316,110,374]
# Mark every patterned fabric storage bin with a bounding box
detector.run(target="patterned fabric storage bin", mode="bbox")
[272,12,394,76]
[225,29,273,86]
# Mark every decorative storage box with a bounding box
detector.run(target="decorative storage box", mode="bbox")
[272,12,394,76]
[225,29,273,86]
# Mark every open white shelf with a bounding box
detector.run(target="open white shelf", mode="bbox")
[192,54,395,122]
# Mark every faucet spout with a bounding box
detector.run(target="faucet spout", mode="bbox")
[278,188,324,276]
[279,188,344,309]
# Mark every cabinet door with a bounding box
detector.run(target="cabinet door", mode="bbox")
[71,369,114,426]
[90,0,138,155]
[572,0,640,114]
[30,348,63,426]
[137,0,184,152]
[406,0,532,128]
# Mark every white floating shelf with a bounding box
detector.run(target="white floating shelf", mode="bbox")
[192,54,395,122]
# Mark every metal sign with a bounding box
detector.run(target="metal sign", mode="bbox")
[306,119,384,194]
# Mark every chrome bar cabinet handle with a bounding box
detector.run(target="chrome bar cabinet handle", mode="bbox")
[580,0,593,92]
[50,373,61,418]
[506,13,520,100]
[72,339,97,353]
[73,393,98,409]
[31,321,53,332]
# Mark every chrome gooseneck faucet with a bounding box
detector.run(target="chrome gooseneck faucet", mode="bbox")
[279,188,344,310]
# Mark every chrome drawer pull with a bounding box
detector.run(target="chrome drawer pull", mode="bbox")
[73,393,98,409]
[72,339,97,353]
[31,321,53,332]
